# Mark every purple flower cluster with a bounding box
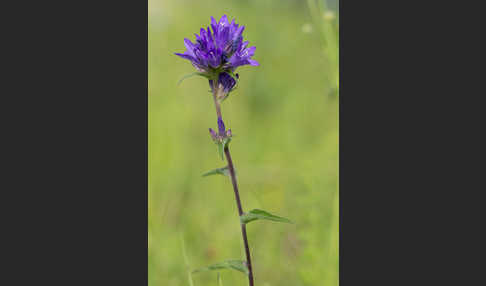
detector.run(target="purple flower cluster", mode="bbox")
[175,15,258,92]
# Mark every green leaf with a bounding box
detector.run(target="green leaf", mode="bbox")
[177,72,211,85]
[223,137,231,148]
[217,137,231,160]
[192,260,248,276]
[217,141,224,160]
[202,166,229,177]
[240,209,293,225]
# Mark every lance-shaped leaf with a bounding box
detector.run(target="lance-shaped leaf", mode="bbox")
[217,141,224,160]
[240,209,293,225]
[192,260,248,276]
[177,72,212,85]
[202,166,229,177]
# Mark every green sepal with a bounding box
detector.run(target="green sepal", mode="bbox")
[202,166,229,177]
[192,260,248,276]
[240,209,293,225]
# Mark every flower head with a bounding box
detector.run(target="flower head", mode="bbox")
[175,15,259,77]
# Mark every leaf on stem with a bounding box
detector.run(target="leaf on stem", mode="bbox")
[202,166,230,177]
[217,137,231,160]
[177,72,211,85]
[240,209,293,225]
[192,260,248,276]
[218,141,224,160]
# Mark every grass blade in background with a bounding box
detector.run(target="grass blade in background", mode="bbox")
[217,273,224,286]
[180,233,195,286]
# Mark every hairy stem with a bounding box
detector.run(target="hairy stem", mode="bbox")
[211,80,254,286]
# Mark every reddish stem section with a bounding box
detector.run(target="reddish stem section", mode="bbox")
[224,147,254,286]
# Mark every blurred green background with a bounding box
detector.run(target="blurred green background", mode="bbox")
[149,0,338,285]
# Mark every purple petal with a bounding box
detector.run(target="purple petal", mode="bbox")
[219,15,229,27]
[174,53,195,62]
[211,16,218,27]
[184,38,195,50]
[183,38,197,57]
[207,27,214,47]
[235,25,245,39]
[240,41,249,51]
[249,59,259,66]
[245,46,256,56]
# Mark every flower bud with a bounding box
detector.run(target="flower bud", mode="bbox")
[209,128,218,140]
[217,117,226,135]
[217,72,236,94]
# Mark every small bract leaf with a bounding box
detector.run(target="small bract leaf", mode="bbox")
[217,141,225,160]
[217,137,231,160]
[178,72,211,85]
[202,166,229,177]
[240,209,293,224]
[223,137,231,149]
[192,260,248,276]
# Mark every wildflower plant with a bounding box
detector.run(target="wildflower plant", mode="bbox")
[175,15,292,286]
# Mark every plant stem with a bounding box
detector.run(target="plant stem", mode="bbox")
[212,84,223,119]
[211,80,254,286]
[224,147,254,286]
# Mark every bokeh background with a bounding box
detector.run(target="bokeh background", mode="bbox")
[149,0,339,285]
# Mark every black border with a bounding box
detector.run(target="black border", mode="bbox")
[2,0,148,284]
[339,1,482,284]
